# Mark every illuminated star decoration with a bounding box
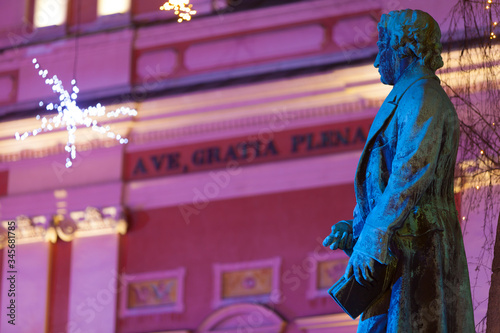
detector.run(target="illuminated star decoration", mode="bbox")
[15,58,138,168]
[160,0,196,22]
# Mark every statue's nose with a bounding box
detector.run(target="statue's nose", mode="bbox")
[374,53,380,68]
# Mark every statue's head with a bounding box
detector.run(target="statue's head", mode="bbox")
[374,9,443,85]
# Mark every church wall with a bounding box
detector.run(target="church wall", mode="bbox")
[0,0,491,332]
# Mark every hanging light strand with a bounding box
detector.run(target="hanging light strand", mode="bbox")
[486,0,498,39]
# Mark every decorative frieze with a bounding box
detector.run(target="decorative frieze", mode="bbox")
[0,215,53,248]
[0,206,127,248]
[56,206,127,240]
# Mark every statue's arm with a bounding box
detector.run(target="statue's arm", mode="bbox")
[353,82,446,265]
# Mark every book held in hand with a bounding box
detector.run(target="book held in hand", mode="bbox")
[328,258,396,319]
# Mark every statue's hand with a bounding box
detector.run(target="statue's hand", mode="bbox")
[344,250,377,287]
[323,221,353,251]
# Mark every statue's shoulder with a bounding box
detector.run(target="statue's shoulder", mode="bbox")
[404,76,448,103]
[397,76,455,118]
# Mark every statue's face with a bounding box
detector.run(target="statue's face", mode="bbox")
[374,31,396,85]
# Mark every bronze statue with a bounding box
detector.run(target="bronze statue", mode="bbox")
[323,9,475,332]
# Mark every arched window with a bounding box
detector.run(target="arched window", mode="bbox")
[197,303,286,333]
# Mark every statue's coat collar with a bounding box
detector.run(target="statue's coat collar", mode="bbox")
[391,61,439,102]
[355,63,439,219]
[365,62,438,145]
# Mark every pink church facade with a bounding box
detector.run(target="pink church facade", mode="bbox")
[0,0,493,332]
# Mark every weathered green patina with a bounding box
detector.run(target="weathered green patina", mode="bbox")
[323,9,475,332]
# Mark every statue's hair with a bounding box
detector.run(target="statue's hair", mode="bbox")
[378,9,444,71]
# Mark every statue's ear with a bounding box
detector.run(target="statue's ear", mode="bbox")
[401,48,417,59]
[397,42,417,60]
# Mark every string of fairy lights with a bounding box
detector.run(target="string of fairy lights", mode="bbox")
[482,0,498,194]
[160,0,197,22]
[486,0,498,39]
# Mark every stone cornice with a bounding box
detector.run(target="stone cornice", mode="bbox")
[0,59,386,163]
[0,46,494,165]
[0,98,382,164]
[129,98,383,147]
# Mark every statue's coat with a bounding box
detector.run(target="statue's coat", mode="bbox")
[349,62,475,332]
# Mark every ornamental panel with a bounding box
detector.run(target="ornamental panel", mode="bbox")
[119,268,186,317]
[306,249,349,299]
[213,257,281,308]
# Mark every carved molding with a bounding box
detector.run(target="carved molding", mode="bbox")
[0,206,127,247]
[0,99,382,164]
[0,138,122,163]
[58,206,127,240]
[130,99,382,147]
[0,215,53,248]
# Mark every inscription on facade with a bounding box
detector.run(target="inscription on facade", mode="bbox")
[124,119,372,181]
